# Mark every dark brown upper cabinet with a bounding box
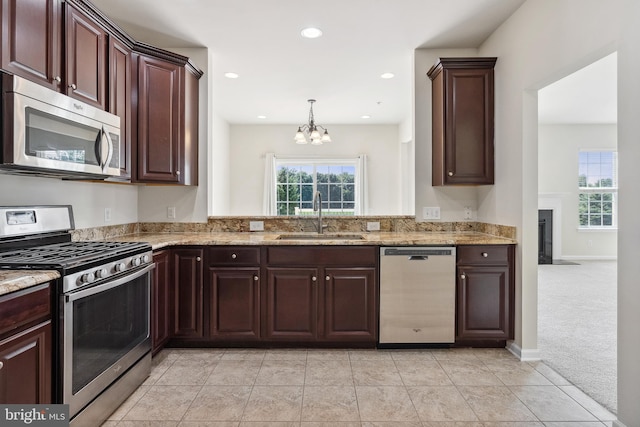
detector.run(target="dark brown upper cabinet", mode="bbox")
[64,3,107,109]
[428,57,497,186]
[135,51,200,185]
[109,37,133,178]
[0,0,63,90]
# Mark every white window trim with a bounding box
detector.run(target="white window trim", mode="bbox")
[264,154,368,216]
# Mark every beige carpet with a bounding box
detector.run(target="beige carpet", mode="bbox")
[538,260,617,413]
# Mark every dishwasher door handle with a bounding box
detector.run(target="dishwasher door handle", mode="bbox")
[408,255,428,261]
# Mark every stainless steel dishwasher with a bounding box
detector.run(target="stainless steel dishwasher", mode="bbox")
[379,247,456,345]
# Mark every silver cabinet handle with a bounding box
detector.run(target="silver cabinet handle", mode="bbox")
[481,252,488,258]
[231,253,237,259]
[460,273,466,280]
[0,361,3,370]
[448,171,454,176]
[54,76,61,83]
[325,275,330,281]
[253,275,259,281]
[311,276,317,282]
[176,170,181,176]
[196,256,201,262]
[69,83,77,90]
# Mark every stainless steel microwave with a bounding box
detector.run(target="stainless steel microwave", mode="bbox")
[1,72,121,179]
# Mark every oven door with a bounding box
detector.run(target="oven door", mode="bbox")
[62,264,153,418]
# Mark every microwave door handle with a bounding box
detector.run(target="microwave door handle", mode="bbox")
[94,129,104,168]
[102,127,114,171]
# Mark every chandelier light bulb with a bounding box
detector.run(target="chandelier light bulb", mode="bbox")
[310,128,321,140]
[321,130,331,143]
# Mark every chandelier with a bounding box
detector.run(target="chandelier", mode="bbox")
[294,99,331,145]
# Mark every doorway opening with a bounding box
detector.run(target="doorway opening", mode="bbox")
[537,52,618,413]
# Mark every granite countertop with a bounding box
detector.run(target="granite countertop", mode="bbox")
[0,231,516,296]
[0,270,60,297]
[109,231,517,250]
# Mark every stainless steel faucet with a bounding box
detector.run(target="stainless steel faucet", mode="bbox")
[313,191,324,234]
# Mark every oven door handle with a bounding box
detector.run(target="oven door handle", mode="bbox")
[65,264,155,302]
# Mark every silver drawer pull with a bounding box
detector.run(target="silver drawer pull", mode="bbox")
[0,361,3,370]
[231,253,237,259]
[311,276,317,282]
[196,256,201,262]
[325,275,330,281]
[481,252,488,257]
[253,275,259,281]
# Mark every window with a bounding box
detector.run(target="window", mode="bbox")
[578,151,617,228]
[275,159,359,216]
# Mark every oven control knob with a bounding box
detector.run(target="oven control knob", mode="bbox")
[95,268,108,279]
[115,262,126,272]
[142,254,151,264]
[132,257,141,267]
[81,272,96,284]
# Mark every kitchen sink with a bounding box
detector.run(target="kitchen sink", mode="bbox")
[276,233,365,240]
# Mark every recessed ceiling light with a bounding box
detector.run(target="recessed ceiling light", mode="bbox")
[224,72,239,79]
[380,72,395,79]
[301,27,323,39]
[257,115,267,119]
[361,115,371,119]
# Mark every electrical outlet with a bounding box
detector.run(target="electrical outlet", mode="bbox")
[423,207,441,220]
[250,221,264,231]
[464,206,473,220]
[366,221,380,231]
[104,208,112,222]
[167,206,176,219]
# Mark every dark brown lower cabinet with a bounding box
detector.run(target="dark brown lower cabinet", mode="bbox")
[0,321,51,404]
[172,248,204,338]
[208,267,261,341]
[323,268,377,342]
[456,245,515,343]
[265,267,319,341]
[152,250,171,354]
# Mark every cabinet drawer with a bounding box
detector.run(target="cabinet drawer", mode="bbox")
[267,246,377,266]
[457,245,511,265]
[0,284,51,337]
[208,247,260,265]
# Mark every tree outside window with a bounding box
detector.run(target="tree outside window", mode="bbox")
[578,151,617,228]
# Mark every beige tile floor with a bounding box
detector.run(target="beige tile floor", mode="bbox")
[101,347,617,426]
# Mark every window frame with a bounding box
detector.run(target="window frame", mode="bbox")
[577,150,618,229]
[273,157,361,217]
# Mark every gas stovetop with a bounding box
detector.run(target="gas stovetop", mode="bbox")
[0,241,151,271]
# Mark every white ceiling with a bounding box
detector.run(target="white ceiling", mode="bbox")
[90,0,526,125]
[538,52,617,124]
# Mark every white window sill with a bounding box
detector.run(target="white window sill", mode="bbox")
[577,227,618,232]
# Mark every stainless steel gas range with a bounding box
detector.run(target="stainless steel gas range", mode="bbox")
[0,205,153,426]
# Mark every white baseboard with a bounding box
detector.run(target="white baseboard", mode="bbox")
[560,255,617,261]
[506,341,541,361]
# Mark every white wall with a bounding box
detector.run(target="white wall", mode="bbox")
[414,48,480,222]
[476,0,640,424]
[538,124,617,259]
[138,47,210,223]
[228,124,402,216]
[0,175,138,229]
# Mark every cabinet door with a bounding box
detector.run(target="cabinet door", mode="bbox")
[152,250,171,354]
[0,321,51,404]
[109,37,132,178]
[0,0,62,89]
[323,267,377,342]
[64,3,106,109]
[456,265,511,340]
[265,267,318,341]
[173,248,204,338]
[208,267,260,341]
[136,54,182,183]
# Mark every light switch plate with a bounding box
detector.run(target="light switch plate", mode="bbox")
[167,206,176,219]
[366,221,380,231]
[423,207,441,220]
[250,221,264,231]
[104,208,112,222]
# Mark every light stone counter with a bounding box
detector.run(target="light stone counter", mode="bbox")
[108,231,517,251]
[0,270,60,297]
[0,231,515,295]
